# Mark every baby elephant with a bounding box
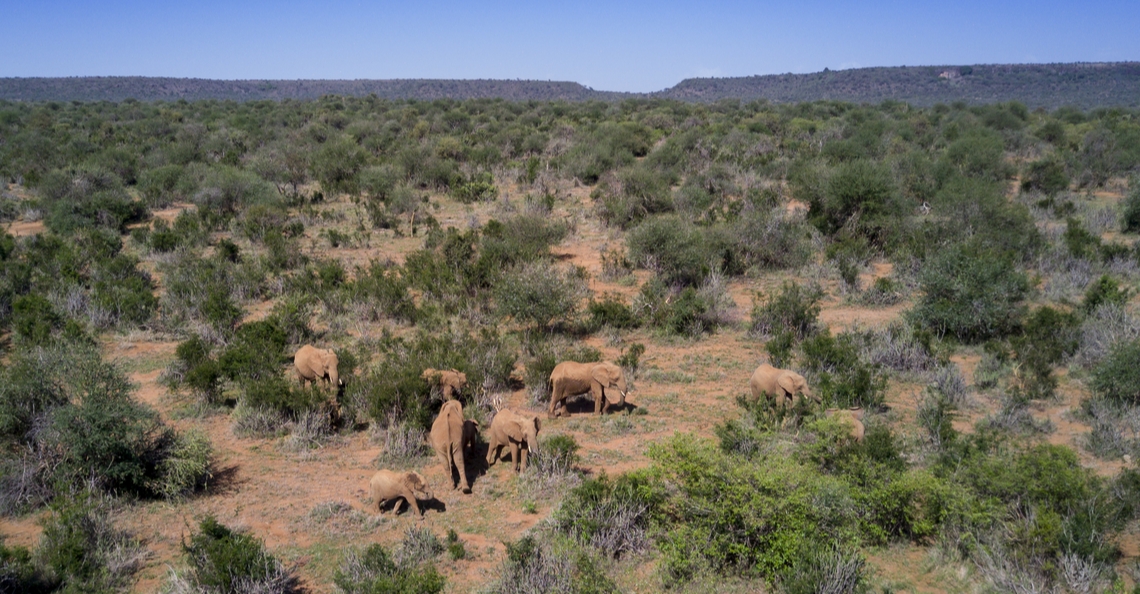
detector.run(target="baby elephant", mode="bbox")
[430,400,479,493]
[369,470,433,517]
[824,407,865,444]
[749,363,817,409]
[421,368,467,400]
[486,409,541,473]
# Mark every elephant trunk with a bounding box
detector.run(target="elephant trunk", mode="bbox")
[329,367,340,388]
[615,377,628,408]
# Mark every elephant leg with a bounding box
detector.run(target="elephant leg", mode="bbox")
[519,446,529,473]
[443,385,454,400]
[402,489,422,516]
[452,444,471,493]
[438,450,455,488]
[487,443,500,466]
[509,442,521,472]
[548,385,561,416]
[592,384,605,414]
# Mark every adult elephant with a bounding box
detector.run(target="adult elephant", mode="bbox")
[294,345,342,390]
[430,400,478,493]
[422,368,468,401]
[749,363,816,408]
[486,409,541,473]
[549,361,628,417]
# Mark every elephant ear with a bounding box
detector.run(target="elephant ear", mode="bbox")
[777,373,798,395]
[592,366,611,387]
[505,417,526,442]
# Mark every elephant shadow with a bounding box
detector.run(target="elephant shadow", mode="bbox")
[459,442,492,488]
[560,394,632,416]
[376,497,447,516]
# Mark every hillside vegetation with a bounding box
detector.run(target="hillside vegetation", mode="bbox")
[0,96,1139,593]
[3,62,1140,109]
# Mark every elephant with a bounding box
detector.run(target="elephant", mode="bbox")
[825,407,865,443]
[422,368,468,401]
[368,469,433,516]
[549,361,628,417]
[749,363,816,409]
[294,345,342,390]
[430,400,479,493]
[486,409,541,473]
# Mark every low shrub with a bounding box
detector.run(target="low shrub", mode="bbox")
[749,282,823,339]
[800,330,887,409]
[152,429,213,499]
[586,294,639,330]
[1123,178,1140,233]
[550,473,655,559]
[334,542,445,594]
[495,262,588,331]
[34,492,147,592]
[177,516,297,594]
[1082,274,1132,313]
[1021,158,1070,195]
[532,434,581,480]
[486,535,618,594]
[1090,338,1140,404]
[1010,307,1079,399]
[626,215,713,287]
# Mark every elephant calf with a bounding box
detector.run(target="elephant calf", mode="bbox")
[294,345,342,390]
[749,363,817,409]
[422,368,467,400]
[486,409,541,473]
[369,470,433,517]
[430,400,479,493]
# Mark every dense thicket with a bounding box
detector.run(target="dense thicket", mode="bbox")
[3,94,1140,592]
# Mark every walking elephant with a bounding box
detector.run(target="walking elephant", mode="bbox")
[749,363,816,408]
[486,409,541,473]
[549,361,627,417]
[430,400,478,493]
[369,470,433,516]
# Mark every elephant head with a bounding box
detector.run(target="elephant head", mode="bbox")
[778,370,811,402]
[406,471,433,500]
[594,362,628,408]
[505,413,542,454]
[324,349,341,388]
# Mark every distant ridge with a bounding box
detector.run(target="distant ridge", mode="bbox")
[2,62,1139,109]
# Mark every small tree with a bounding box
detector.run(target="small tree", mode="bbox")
[496,263,588,331]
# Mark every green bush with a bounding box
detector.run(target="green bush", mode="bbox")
[586,294,639,330]
[452,171,498,203]
[550,472,656,559]
[1010,307,1079,399]
[1021,158,1070,195]
[153,429,213,499]
[626,215,712,286]
[809,159,900,243]
[495,262,587,330]
[48,394,175,496]
[800,330,887,409]
[1122,179,1140,233]
[909,241,1028,342]
[749,282,822,339]
[180,516,294,594]
[334,543,445,594]
[1090,339,1140,404]
[11,294,63,346]
[1083,274,1132,313]
[217,320,289,386]
[1064,217,1103,260]
[34,492,146,592]
[593,166,673,229]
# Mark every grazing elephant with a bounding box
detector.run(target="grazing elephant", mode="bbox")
[430,400,479,493]
[294,345,341,390]
[825,407,865,443]
[369,470,433,517]
[549,361,628,417]
[486,409,541,473]
[422,368,468,401]
[749,363,816,408]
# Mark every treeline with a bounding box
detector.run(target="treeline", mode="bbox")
[3,61,1140,109]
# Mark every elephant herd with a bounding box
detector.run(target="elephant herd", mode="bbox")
[293,345,863,516]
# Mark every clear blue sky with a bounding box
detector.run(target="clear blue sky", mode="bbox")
[2,0,1137,92]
